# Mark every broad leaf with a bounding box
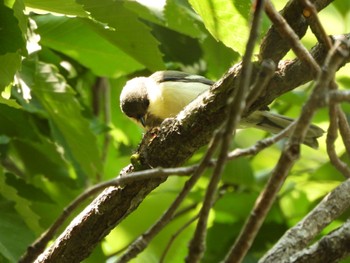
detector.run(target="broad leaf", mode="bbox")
[34,15,144,78]
[24,0,88,16]
[0,169,37,262]
[77,0,164,71]
[164,0,204,38]
[0,0,27,91]
[20,59,102,179]
[188,0,250,55]
[0,2,24,55]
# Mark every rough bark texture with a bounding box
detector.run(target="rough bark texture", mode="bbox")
[34,38,345,263]
[29,1,350,262]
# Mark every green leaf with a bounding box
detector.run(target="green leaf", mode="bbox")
[21,59,102,178]
[0,103,40,140]
[77,0,164,71]
[124,1,164,25]
[34,15,144,78]
[0,2,25,55]
[151,23,203,65]
[5,173,54,203]
[10,0,28,43]
[214,192,258,223]
[11,138,77,185]
[0,53,21,92]
[0,197,36,262]
[188,0,250,55]
[0,0,27,92]
[201,35,239,79]
[222,157,255,186]
[0,96,22,109]
[0,169,37,262]
[0,103,76,183]
[24,0,88,16]
[332,0,350,18]
[164,0,204,38]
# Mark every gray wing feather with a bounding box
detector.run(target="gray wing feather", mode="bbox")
[151,71,214,86]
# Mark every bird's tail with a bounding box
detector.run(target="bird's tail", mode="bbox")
[240,111,324,149]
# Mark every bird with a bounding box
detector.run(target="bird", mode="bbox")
[120,70,324,148]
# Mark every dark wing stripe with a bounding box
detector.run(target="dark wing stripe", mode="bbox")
[257,116,285,130]
[152,71,214,86]
[161,77,214,85]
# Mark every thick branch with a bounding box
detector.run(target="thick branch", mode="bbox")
[33,35,350,262]
[259,179,350,263]
[259,0,334,63]
[291,220,350,263]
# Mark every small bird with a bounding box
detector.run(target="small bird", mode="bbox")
[120,70,324,148]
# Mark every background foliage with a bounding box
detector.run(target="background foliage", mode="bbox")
[0,0,350,262]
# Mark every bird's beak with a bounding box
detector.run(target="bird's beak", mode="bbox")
[139,116,146,127]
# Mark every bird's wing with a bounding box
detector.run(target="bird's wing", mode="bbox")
[151,71,215,86]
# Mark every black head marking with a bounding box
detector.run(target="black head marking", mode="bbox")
[120,78,150,122]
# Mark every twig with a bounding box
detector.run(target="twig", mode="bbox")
[160,215,199,263]
[326,96,350,178]
[101,78,112,165]
[337,109,350,156]
[329,90,350,102]
[19,166,195,263]
[259,179,350,263]
[245,59,276,112]
[301,0,332,50]
[290,219,350,263]
[264,0,321,76]
[172,203,198,219]
[259,0,334,62]
[116,132,222,263]
[186,1,265,262]
[223,36,350,263]
[108,202,199,260]
[227,122,295,160]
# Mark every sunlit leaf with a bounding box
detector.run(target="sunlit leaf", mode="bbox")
[24,0,88,16]
[34,15,144,78]
[164,0,204,38]
[77,0,164,71]
[0,169,37,262]
[21,59,102,179]
[188,0,250,54]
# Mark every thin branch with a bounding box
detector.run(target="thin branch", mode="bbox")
[264,0,321,75]
[224,37,350,263]
[186,1,265,261]
[329,90,350,103]
[29,17,350,263]
[19,166,195,263]
[245,59,276,112]
[301,0,332,49]
[326,101,350,178]
[101,77,112,165]
[337,109,350,156]
[290,219,350,263]
[259,0,334,62]
[160,215,199,263]
[259,179,350,263]
[227,122,295,160]
[116,132,222,263]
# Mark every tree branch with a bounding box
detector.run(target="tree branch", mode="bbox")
[291,220,350,263]
[26,11,350,260]
[259,179,350,263]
